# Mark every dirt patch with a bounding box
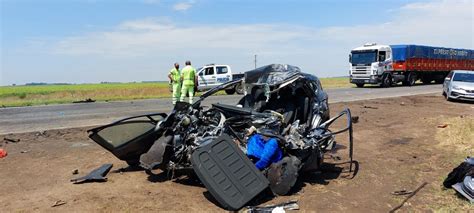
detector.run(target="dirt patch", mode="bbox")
[0,94,473,212]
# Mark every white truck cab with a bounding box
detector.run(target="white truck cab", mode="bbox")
[349,43,393,87]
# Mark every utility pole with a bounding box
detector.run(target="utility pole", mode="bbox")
[254,54,257,69]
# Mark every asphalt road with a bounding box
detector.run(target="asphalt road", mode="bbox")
[0,84,442,134]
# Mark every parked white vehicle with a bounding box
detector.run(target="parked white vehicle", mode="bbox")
[442,70,474,101]
[196,64,244,94]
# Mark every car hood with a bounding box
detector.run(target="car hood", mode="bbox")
[451,81,474,90]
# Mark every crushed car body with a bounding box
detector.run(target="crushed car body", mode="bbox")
[88,64,354,210]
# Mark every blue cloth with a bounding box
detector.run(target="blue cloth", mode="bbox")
[246,134,283,170]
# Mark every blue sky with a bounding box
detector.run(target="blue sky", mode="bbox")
[1,0,473,85]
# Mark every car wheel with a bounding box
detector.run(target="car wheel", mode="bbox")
[445,91,452,101]
[225,88,236,95]
[355,83,364,88]
[267,156,301,196]
[235,83,244,95]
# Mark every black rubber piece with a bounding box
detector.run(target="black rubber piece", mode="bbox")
[71,164,113,184]
[267,156,301,195]
[139,135,173,170]
[191,134,269,210]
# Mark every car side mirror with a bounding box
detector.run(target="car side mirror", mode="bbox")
[445,77,451,81]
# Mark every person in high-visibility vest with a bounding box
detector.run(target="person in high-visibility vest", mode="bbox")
[180,60,197,104]
[168,62,181,105]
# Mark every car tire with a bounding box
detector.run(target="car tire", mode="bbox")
[445,91,452,101]
[266,156,301,196]
[355,83,364,88]
[235,83,244,95]
[225,88,236,95]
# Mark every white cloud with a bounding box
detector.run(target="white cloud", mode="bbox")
[173,1,193,11]
[8,0,473,85]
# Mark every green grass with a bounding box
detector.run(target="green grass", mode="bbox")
[0,77,351,107]
[319,77,351,89]
[0,82,171,107]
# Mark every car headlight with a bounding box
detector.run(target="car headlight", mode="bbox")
[452,86,464,91]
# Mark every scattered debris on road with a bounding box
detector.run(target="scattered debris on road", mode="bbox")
[351,116,359,123]
[3,137,20,143]
[243,200,299,213]
[72,169,79,175]
[391,189,413,196]
[362,105,378,109]
[51,200,67,207]
[73,98,96,103]
[389,182,427,213]
[437,124,448,128]
[20,150,29,154]
[71,164,113,184]
[0,148,7,158]
[35,131,47,137]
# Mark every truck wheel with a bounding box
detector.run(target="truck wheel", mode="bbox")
[235,83,244,95]
[355,83,364,88]
[381,73,392,88]
[225,88,236,95]
[405,72,416,86]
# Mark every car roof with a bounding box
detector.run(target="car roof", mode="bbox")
[452,70,474,74]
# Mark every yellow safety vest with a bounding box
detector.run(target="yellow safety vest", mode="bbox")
[181,66,196,86]
[169,68,181,84]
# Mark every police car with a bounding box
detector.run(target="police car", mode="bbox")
[196,64,244,95]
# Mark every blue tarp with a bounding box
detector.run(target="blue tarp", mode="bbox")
[390,45,474,62]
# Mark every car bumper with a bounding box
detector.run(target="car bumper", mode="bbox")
[449,90,474,101]
[350,77,380,84]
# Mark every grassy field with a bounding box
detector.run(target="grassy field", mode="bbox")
[0,77,351,107]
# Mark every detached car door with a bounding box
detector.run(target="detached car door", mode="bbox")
[88,113,166,166]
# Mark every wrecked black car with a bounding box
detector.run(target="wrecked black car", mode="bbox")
[88,64,354,210]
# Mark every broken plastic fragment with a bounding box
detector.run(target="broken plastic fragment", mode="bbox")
[0,148,7,158]
[70,164,113,184]
[244,200,299,212]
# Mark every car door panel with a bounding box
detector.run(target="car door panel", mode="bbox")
[216,66,231,84]
[88,113,166,162]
